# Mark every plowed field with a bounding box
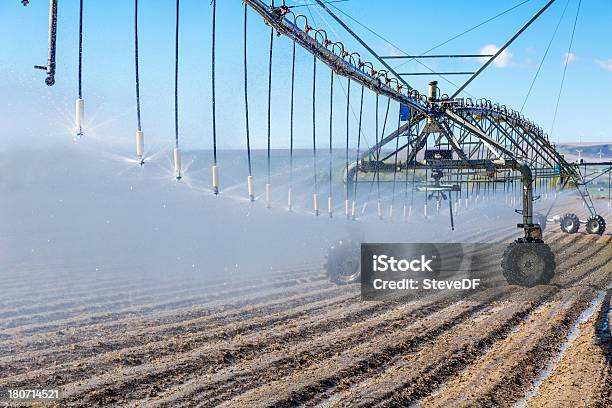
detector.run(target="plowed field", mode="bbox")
[1,207,610,407]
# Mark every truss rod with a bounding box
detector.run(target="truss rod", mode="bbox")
[451,0,557,98]
[313,0,411,90]
[382,54,493,59]
[243,0,427,112]
[399,72,475,76]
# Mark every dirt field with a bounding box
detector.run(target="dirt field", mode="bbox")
[0,205,610,407]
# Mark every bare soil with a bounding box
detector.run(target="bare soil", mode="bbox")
[1,210,610,407]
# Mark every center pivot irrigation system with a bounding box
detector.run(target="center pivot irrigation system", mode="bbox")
[24,0,611,287]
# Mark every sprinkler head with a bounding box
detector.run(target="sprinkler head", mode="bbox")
[173,148,182,181]
[22,0,29,6]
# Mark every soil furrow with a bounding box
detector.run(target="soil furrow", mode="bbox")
[0,266,321,320]
[0,273,327,336]
[1,287,455,390]
[419,243,610,407]
[315,286,556,408]
[0,286,357,376]
[45,290,485,407]
[524,290,611,408]
[193,289,512,408]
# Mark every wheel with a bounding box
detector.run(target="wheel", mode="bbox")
[534,213,547,232]
[326,239,360,285]
[560,213,580,234]
[501,240,556,287]
[585,215,606,235]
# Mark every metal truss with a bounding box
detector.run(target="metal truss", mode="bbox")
[242,0,602,239]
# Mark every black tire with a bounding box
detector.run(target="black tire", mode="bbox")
[534,213,547,232]
[326,239,360,285]
[560,213,580,234]
[501,240,556,287]
[585,214,606,235]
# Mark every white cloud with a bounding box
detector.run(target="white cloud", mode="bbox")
[479,44,512,68]
[562,52,576,65]
[596,59,612,71]
[382,43,404,57]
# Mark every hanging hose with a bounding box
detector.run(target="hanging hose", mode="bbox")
[402,113,410,218]
[75,0,84,137]
[173,0,181,180]
[35,0,58,86]
[403,129,412,218]
[211,0,219,192]
[312,55,319,216]
[265,17,274,208]
[369,95,390,219]
[134,0,144,163]
[550,0,582,142]
[379,97,390,215]
[288,40,296,211]
[407,117,419,218]
[467,128,474,206]
[351,85,365,220]
[375,94,380,218]
[362,94,378,217]
[345,78,350,219]
[243,4,254,201]
[328,70,334,218]
[77,0,83,99]
[390,105,401,218]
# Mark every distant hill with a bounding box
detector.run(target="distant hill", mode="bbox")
[555,142,612,162]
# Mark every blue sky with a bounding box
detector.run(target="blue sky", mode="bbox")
[0,0,611,154]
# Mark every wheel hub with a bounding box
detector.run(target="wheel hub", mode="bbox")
[517,251,544,278]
